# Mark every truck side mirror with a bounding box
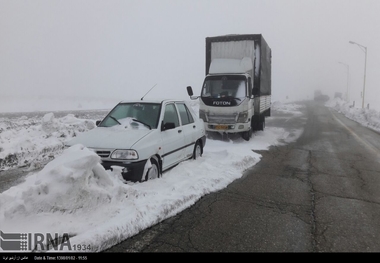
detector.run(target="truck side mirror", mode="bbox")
[187,85,199,100]
[95,120,101,126]
[187,86,194,96]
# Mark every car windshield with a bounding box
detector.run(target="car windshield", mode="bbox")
[99,103,161,129]
[201,75,246,99]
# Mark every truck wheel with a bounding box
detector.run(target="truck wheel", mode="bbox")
[242,128,252,141]
[251,118,258,131]
[260,117,265,131]
[255,116,265,131]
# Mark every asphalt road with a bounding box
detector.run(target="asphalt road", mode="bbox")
[106,101,380,252]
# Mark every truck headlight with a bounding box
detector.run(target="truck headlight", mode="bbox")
[111,149,139,160]
[236,111,248,123]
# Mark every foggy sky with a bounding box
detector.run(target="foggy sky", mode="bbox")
[1,0,379,110]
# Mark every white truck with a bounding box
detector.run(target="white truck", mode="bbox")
[187,34,272,141]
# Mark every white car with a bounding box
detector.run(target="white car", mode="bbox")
[66,100,206,182]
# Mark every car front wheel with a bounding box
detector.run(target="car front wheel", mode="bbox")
[145,157,160,181]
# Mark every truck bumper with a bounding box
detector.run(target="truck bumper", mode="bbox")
[205,122,251,133]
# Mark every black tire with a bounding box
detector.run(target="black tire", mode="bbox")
[193,141,202,159]
[144,157,160,181]
[254,116,265,131]
[251,118,258,131]
[257,121,263,131]
[259,117,265,131]
[241,128,252,141]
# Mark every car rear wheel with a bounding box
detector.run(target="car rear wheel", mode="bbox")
[145,157,160,181]
[193,141,202,159]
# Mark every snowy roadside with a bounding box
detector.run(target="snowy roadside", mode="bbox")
[326,98,380,133]
[0,101,305,252]
[0,111,108,171]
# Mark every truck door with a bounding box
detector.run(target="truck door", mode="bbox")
[160,103,185,170]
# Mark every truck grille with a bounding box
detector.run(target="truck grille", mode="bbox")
[207,114,237,124]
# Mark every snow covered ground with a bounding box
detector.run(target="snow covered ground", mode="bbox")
[1,101,305,252]
[0,110,109,171]
[326,97,380,133]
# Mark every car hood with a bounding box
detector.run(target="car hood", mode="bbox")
[66,126,153,149]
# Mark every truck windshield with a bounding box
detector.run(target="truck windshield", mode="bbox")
[201,75,247,100]
[99,103,161,129]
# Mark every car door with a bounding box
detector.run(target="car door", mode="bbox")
[160,102,186,170]
[175,102,197,159]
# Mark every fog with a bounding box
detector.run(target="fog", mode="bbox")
[1,0,379,111]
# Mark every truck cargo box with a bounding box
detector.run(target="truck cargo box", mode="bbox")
[205,34,271,96]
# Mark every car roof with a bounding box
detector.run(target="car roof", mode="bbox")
[118,99,186,104]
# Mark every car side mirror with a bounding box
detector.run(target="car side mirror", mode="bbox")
[161,121,175,131]
[95,120,101,126]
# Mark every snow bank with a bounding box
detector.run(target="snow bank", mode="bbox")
[0,145,122,218]
[326,98,380,133]
[0,113,95,170]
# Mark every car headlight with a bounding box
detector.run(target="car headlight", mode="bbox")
[236,111,249,123]
[110,149,139,160]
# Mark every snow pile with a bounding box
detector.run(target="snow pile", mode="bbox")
[0,113,95,170]
[0,145,125,218]
[326,98,380,133]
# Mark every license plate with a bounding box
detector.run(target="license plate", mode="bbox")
[214,125,228,130]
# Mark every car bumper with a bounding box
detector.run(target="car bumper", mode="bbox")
[101,159,147,182]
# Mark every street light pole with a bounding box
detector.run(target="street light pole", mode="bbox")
[349,41,367,108]
[338,62,349,102]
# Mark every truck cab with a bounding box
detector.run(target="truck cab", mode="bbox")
[198,72,255,140]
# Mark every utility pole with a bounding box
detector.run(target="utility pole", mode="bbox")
[349,41,367,108]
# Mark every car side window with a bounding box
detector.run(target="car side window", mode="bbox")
[176,103,194,125]
[186,105,194,123]
[163,104,180,127]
